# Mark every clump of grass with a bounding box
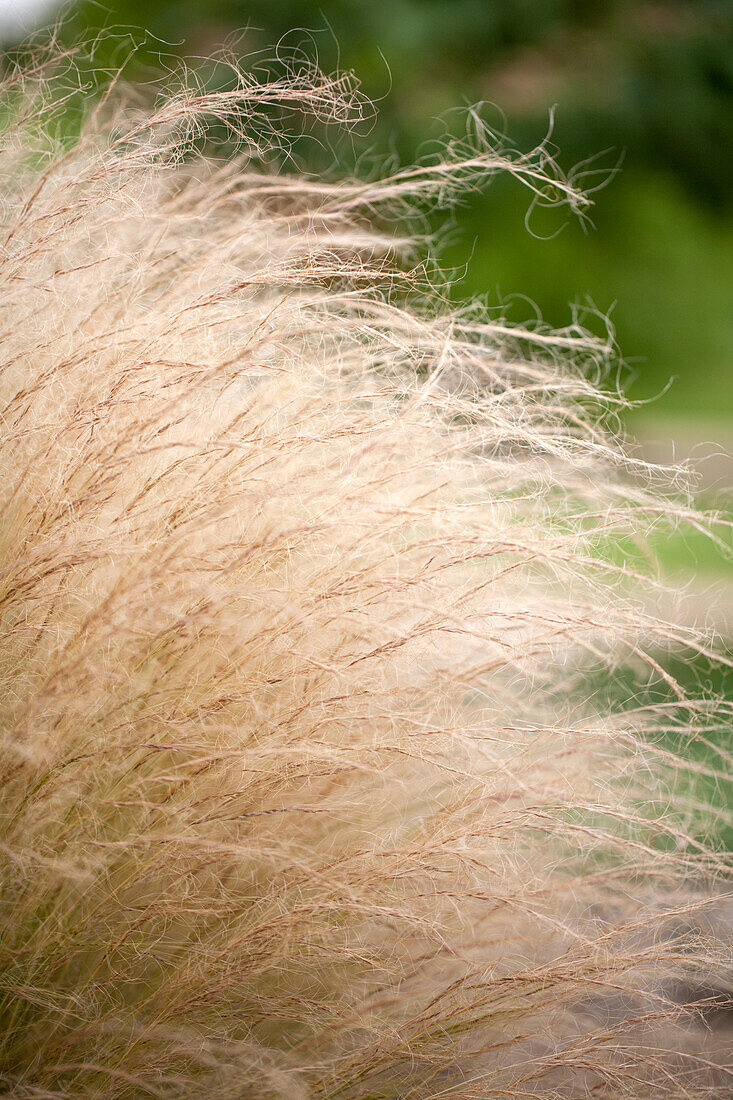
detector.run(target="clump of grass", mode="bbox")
[0,45,731,1099]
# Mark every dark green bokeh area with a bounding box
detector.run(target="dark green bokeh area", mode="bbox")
[48,0,731,424]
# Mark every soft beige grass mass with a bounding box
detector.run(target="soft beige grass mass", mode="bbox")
[0,47,731,1099]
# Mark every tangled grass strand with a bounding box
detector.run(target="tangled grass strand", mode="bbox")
[0,48,731,1099]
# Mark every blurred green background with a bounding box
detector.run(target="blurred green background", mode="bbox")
[37,1,732,419]
[5,3,732,419]
[3,0,733,583]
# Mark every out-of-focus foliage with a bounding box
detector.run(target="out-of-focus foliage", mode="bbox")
[31,0,728,424]
[56,0,732,199]
[4,0,730,420]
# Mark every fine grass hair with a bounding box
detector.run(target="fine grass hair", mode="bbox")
[0,44,731,1099]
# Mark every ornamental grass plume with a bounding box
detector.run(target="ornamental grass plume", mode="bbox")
[0,44,731,1100]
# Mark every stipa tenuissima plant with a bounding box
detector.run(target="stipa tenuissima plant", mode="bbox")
[0,47,731,1100]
